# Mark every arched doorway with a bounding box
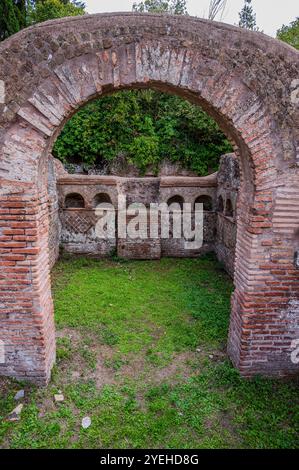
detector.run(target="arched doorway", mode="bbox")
[0,13,298,384]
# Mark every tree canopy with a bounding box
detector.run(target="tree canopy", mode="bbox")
[0,0,22,41]
[132,0,187,15]
[28,0,85,24]
[238,0,257,30]
[53,90,232,176]
[0,0,84,40]
[277,17,299,50]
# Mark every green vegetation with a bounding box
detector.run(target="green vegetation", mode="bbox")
[133,0,187,15]
[0,0,23,41]
[277,17,299,50]
[238,0,258,31]
[53,90,232,176]
[0,256,298,449]
[0,0,84,41]
[28,0,85,24]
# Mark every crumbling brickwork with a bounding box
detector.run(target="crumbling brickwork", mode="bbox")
[56,172,218,259]
[58,175,117,256]
[0,13,298,384]
[48,155,60,268]
[215,154,240,277]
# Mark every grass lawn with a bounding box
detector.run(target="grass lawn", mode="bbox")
[0,255,298,449]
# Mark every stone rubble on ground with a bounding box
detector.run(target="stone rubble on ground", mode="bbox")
[54,393,64,403]
[14,390,25,401]
[81,416,91,429]
[6,404,23,422]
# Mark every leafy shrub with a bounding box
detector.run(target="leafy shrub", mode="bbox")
[53,90,232,176]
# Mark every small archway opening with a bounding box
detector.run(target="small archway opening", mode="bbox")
[65,193,85,209]
[225,199,234,218]
[167,195,184,210]
[92,193,113,208]
[217,195,224,213]
[194,195,213,212]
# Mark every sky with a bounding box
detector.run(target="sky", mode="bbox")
[85,0,298,38]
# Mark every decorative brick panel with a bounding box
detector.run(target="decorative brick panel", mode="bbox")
[63,211,96,234]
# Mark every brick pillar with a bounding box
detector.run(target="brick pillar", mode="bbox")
[0,185,55,385]
[228,181,299,377]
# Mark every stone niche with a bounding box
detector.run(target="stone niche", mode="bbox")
[53,154,240,275]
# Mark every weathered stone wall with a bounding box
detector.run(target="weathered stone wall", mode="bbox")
[216,215,237,276]
[0,13,298,383]
[215,154,240,276]
[48,156,60,268]
[160,175,217,257]
[56,173,219,259]
[57,175,117,256]
[117,177,161,259]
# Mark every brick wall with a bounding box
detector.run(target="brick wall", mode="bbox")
[0,186,55,384]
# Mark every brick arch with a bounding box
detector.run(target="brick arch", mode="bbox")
[0,13,298,384]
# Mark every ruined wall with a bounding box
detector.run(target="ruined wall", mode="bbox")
[56,172,219,260]
[160,175,217,257]
[57,176,117,256]
[117,177,161,259]
[48,156,60,268]
[215,154,240,277]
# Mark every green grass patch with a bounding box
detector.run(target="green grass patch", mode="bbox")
[0,256,298,449]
